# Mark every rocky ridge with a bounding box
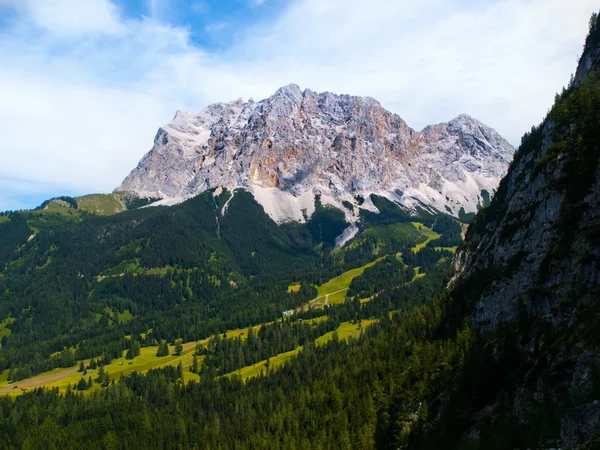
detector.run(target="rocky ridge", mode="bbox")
[449,13,600,448]
[116,85,514,223]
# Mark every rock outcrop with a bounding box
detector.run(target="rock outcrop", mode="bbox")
[450,12,600,449]
[116,86,514,223]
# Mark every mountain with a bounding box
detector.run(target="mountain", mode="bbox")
[116,86,514,223]
[2,13,600,450]
[430,13,600,449]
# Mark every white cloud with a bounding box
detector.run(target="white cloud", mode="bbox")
[229,0,596,143]
[1,0,124,36]
[0,0,598,210]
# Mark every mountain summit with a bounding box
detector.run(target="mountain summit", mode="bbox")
[117,84,515,223]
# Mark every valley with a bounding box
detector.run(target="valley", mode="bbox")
[0,195,457,398]
[0,250,411,395]
[1,13,599,448]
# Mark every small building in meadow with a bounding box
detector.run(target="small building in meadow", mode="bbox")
[282,310,294,317]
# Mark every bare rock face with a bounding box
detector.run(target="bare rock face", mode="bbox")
[561,401,600,449]
[448,17,600,448]
[451,19,600,332]
[116,85,514,223]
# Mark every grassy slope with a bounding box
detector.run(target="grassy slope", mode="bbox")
[42,200,75,215]
[362,222,423,244]
[410,222,441,252]
[0,341,202,396]
[303,316,328,325]
[0,318,376,393]
[434,246,458,253]
[38,194,126,217]
[221,324,262,341]
[0,317,15,340]
[224,347,303,381]
[311,257,384,305]
[314,320,376,346]
[227,319,377,382]
[0,223,432,394]
[76,194,125,215]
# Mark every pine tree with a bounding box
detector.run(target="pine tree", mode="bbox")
[96,366,105,383]
[76,378,88,391]
[78,361,85,372]
[177,362,183,380]
[174,340,183,356]
[191,355,199,373]
[102,370,110,387]
[87,376,93,389]
[126,340,141,359]
[156,341,169,357]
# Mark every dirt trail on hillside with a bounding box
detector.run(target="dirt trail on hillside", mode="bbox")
[0,366,79,395]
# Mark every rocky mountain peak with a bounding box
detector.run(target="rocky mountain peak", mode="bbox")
[116,85,515,223]
[274,83,303,98]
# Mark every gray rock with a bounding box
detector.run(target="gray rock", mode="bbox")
[561,402,600,449]
[448,25,600,448]
[116,85,514,223]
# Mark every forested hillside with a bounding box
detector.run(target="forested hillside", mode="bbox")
[0,12,599,450]
[0,180,461,381]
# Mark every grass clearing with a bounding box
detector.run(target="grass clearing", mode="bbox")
[221,324,262,341]
[302,316,328,325]
[0,317,15,340]
[314,320,376,346]
[118,310,133,323]
[224,347,302,381]
[100,308,133,325]
[360,295,376,304]
[311,257,384,306]
[0,323,273,396]
[434,246,458,253]
[405,267,426,285]
[40,200,76,215]
[76,194,125,215]
[0,341,203,396]
[411,222,441,253]
[225,319,377,382]
[1,278,379,395]
[363,222,423,244]
[287,283,301,293]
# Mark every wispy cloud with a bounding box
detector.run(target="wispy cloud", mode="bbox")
[0,0,124,36]
[0,0,597,210]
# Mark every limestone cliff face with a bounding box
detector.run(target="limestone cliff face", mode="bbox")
[450,15,600,448]
[452,14,600,333]
[116,85,514,223]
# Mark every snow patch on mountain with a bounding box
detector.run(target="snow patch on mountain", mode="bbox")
[117,85,515,224]
[335,224,359,248]
[250,186,316,224]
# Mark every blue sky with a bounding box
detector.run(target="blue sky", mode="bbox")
[119,0,294,50]
[0,0,597,211]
